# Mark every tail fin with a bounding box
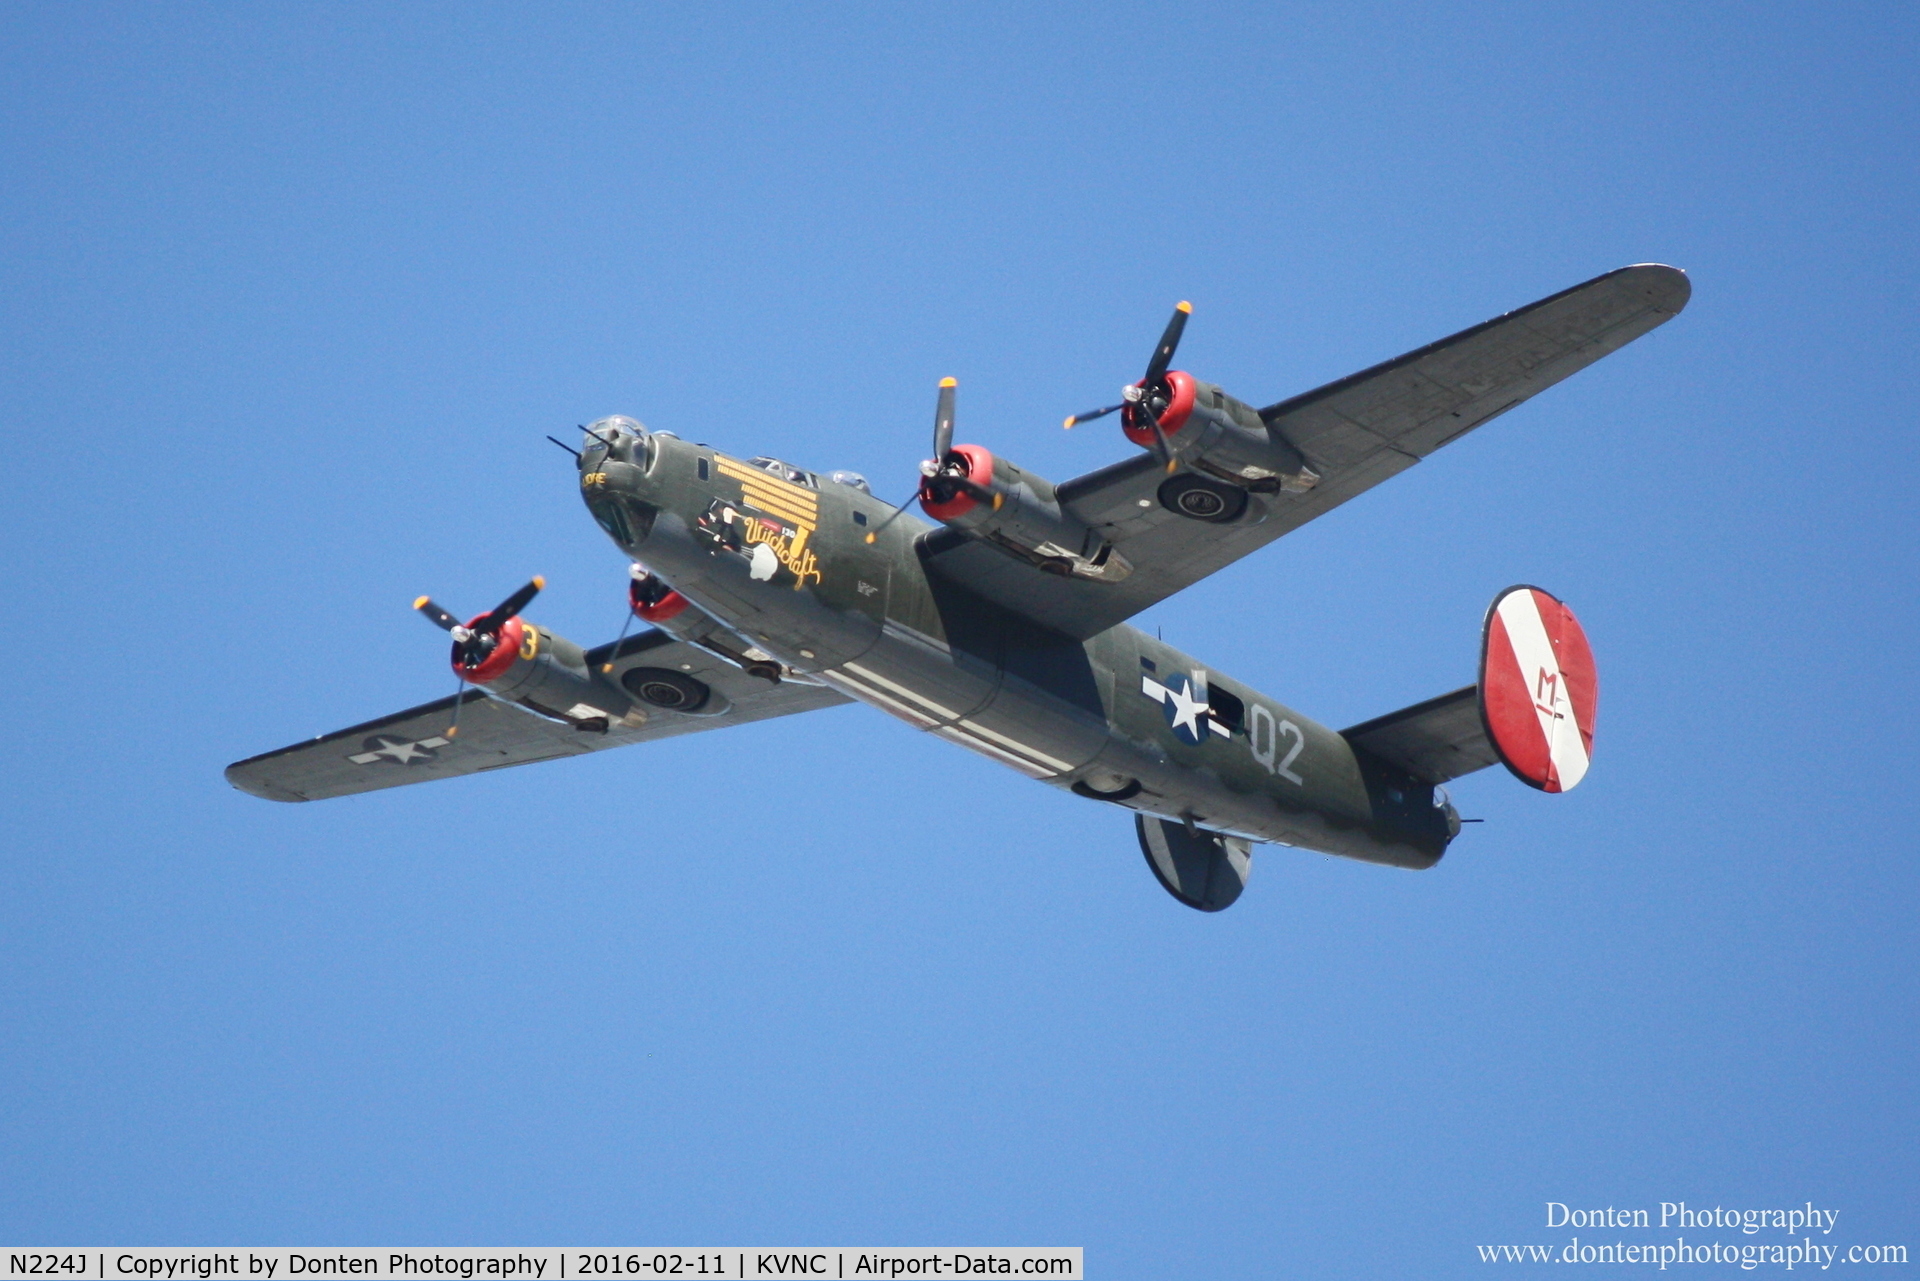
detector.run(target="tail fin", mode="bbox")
[1342,584,1598,793]
[1479,585,1597,793]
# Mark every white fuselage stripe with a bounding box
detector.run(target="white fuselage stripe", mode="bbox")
[828,665,1072,776]
[954,718,1075,772]
[818,670,939,729]
[932,726,1052,778]
[841,661,963,719]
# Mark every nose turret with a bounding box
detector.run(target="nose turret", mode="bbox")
[578,414,660,551]
[581,414,649,469]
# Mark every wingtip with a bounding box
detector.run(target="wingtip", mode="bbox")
[223,762,309,802]
[1620,263,1692,313]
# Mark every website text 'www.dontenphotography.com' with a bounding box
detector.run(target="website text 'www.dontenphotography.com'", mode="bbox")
[1478,1201,1907,1270]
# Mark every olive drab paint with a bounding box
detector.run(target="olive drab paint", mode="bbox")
[227,265,1690,910]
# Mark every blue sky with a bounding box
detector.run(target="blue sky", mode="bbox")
[2,2,1914,1273]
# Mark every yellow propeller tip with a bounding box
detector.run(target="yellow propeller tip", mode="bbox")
[863,532,877,544]
[1176,300,1192,314]
[1062,416,1075,429]
[531,575,546,589]
[939,376,957,388]
[445,727,459,739]
[600,663,613,673]
[1166,459,1179,474]
[413,596,430,609]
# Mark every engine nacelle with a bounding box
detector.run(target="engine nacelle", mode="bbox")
[629,567,785,682]
[918,444,1132,581]
[453,615,636,732]
[1123,371,1320,493]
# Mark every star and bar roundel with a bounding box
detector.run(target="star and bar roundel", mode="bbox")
[1479,585,1598,793]
[1140,665,1233,746]
[347,734,448,766]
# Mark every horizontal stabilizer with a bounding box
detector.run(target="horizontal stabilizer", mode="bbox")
[1342,685,1499,785]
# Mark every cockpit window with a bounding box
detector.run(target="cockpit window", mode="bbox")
[828,470,871,493]
[747,456,815,487]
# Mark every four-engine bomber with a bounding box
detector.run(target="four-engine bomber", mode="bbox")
[227,265,1687,911]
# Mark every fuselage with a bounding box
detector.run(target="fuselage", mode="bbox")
[579,419,1457,869]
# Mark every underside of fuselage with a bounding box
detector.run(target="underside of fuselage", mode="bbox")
[579,425,1456,871]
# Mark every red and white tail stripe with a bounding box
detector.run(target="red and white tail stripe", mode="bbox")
[1479,586,1598,793]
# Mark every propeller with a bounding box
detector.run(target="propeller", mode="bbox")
[414,576,544,737]
[864,378,1001,544]
[1062,301,1192,471]
[917,378,1000,509]
[415,576,545,671]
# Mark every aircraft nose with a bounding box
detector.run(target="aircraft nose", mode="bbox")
[583,414,649,467]
[580,423,614,468]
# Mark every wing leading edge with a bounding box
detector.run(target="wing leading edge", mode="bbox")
[922,264,1690,638]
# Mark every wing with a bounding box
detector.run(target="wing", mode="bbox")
[1341,685,1498,785]
[225,630,849,802]
[923,264,1690,637]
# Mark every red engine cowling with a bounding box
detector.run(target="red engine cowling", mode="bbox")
[455,615,527,684]
[918,444,998,522]
[629,573,691,623]
[1120,370,1199,450]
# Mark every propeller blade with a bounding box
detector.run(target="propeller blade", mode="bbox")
[600,608,635,674]
[414,596,462,632]
[862,491,921,544]
[1138,400,1177,470]
[1142,301,1192,386]
[1063,403,1123,429]
[445,680,468,737]
[951,477,1004,509]
[932,377,957,462]
[474,576,545,634]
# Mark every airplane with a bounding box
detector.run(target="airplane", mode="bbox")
[227,264,1689,911]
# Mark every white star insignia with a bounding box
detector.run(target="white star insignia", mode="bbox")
[348,735,448,766]
[1164,678,1208,740]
